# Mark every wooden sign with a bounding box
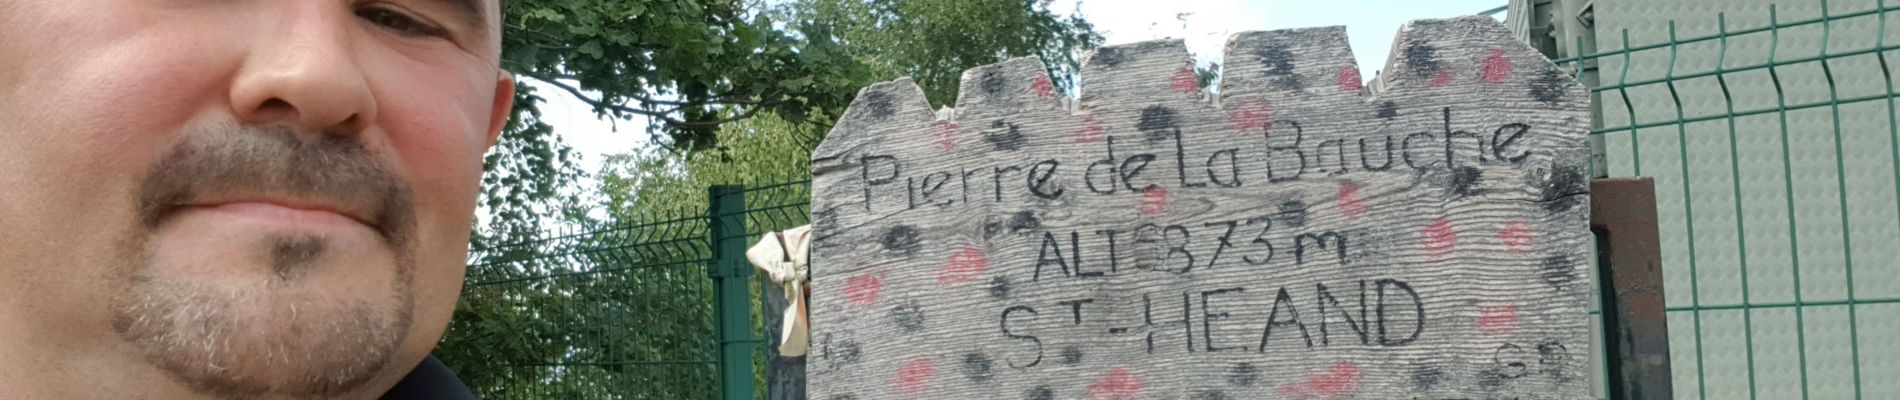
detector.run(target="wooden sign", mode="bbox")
[807,16,1592,399]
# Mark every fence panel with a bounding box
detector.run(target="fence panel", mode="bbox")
[1561,0,1900,397]
[457,213,721,399]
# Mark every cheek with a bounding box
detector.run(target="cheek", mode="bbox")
[0,4,237,238]
[361,52,493,319]
[370,58,493,218]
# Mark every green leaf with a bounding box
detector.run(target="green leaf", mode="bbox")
[778,76,813,90]
[577,39,603,58]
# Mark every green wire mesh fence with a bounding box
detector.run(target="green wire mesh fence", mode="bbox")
[446,180,813,400]
[454,214,721,399]
[1561,0,1900,398]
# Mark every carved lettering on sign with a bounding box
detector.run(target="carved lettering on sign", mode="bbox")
[809,16,1591,399]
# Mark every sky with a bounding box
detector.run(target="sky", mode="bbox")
[530,0,1511,194]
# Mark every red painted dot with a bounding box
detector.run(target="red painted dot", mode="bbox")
[1088,368,1144,400]
[1278,361,1361,397]
[1227,99,1272,133]
[1171,68,1200,94]
[1140,187,1168,214]
[1074,114,1107,143]
[894,357,935,395]
[1337,184,1368,219]
[1431,71,1454,87]
[1481,49,1513,83]
[1479,305,1518,335]
[1337,65,1363,92]
[1310,361,1361,395]
[845,273,883,307]
[938,245,987,285]
[932,121,959,151]
[1032,75,1056,98]
[1422,218,1456,260]
[1500,220,1534,252]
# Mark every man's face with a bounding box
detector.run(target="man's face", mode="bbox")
[0,0,512,397]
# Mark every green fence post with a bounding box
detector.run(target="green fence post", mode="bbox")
[708,185,756,400]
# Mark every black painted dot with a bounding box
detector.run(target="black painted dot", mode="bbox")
[890,302,926,333]
[989,276,1011,299]
[1008,211,1042,235]
[824,334,863,364]
[962,352,995,382]
[837,340,861,362]
[1059,345,1084,365]
[864,91,896,119]
[1531,68,1570,105]
[981,69,1008,96]
[1255,43,1304,90]
[1540,166,1588,214]
[1092,47,1125,68]
[812,208,840,247]
[1137,106,1178,144]
[982,218,1006,240]
[1227,363,1260,387]
[1377,101,1400,119]
[1542,254,1578,289]
[1404,42,1441,78]
[1450,166,1484,198]
[984,120,1026,151]
[1410,364,1447,391]
[1278,200,1308,227]
[880,225,922,255]
[1476,368,1511,392]
[1024,385,1055,400]
[1256,43,1296,76]
[1192,390,1228,400]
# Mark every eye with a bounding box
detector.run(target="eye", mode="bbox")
[357,6,449,39]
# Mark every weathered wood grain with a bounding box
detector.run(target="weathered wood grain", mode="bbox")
[808,16,1593,399]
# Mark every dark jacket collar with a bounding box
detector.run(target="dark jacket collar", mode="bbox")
[380,355,477,400]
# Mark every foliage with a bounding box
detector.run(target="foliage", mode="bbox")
[500,0,870,151]
[473,84,592,248]
[442,217,723,399]
[783,0,1103,106]
[474,0,1102,236]
[600,112,817,220]
[447,0,1104,397]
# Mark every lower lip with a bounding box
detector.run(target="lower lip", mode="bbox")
[195,202,371,232]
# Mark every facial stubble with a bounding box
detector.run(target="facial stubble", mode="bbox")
[110,124,419,399]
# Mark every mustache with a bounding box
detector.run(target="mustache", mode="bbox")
[136,123,415,244]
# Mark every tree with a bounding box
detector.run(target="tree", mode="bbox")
[601,0,1105,221]
[445,1,1103,397]
[783,0,1102,106]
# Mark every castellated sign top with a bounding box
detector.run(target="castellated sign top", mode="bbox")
[807,16,1592,400]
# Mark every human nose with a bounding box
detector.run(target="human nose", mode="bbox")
[227,3,377,137]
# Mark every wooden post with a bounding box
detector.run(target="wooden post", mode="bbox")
[806,16,1594,399]
[1590,178,1672,399]
[761,273,808,399]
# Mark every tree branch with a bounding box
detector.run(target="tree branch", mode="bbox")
[525,75,766,130]
[540,73,761,107]
[528,76,674,119]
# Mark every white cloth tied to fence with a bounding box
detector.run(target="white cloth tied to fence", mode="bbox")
[745,224,811,357]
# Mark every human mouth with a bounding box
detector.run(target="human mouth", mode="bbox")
[178,197,382,233]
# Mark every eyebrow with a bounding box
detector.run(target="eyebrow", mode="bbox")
[429,0,490,34]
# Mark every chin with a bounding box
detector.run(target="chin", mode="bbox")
[110,220,417,398]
